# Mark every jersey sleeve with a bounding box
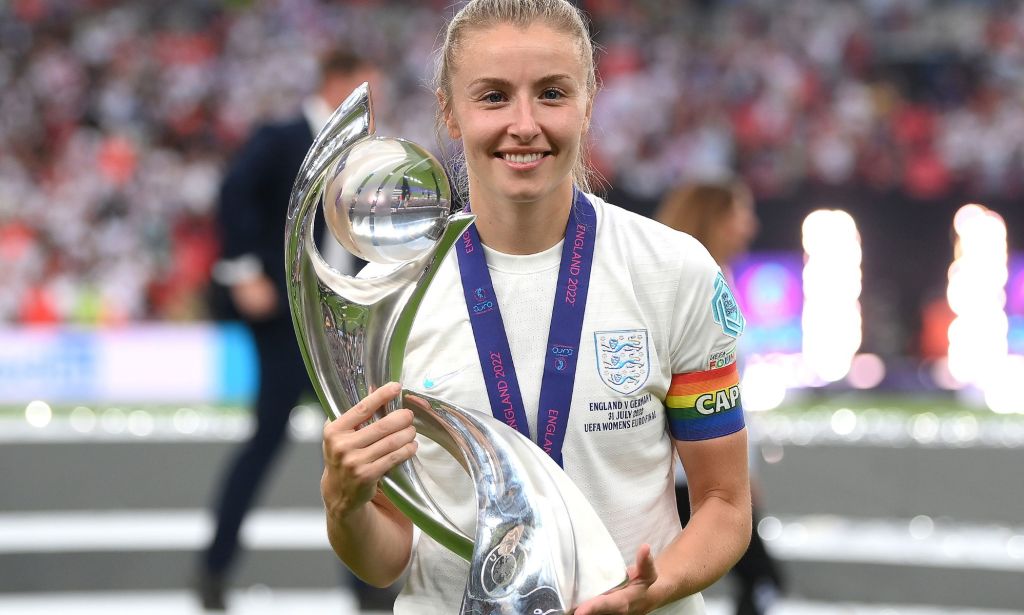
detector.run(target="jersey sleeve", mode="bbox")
[665,238,746,441]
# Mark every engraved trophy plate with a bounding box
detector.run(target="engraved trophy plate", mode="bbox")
[284,83,626,614]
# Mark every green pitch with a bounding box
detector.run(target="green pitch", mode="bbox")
[0,392,1005,420]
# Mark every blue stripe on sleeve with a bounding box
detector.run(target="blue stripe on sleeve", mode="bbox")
[669,407,746,441]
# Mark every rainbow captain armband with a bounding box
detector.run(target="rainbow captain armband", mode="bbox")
[666,363,745,441]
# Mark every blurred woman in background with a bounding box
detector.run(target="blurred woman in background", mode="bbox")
[655,182,758,277]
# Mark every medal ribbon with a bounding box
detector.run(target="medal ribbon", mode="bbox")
[456,189,596,467]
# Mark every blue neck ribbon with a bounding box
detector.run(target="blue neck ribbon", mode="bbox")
[456,189,597,467]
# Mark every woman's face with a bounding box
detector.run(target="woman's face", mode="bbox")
[442,22,592,212]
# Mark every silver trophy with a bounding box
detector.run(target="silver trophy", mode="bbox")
[284,83,626,614]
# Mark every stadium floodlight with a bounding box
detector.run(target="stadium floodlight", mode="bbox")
[946,205,1011,407]
[801,209,862,383]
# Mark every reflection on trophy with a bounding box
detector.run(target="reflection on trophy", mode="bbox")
[284,83,625,614]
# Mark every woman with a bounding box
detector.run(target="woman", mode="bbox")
[654,183,758,274]
[320,1,751,613]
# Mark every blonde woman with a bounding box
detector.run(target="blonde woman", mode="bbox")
[320,2,752,613]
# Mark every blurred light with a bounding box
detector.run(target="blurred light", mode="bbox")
[101,408,128,434]
[997,419,1024,447]
[173,407,201,434]
[740,362,788,411]
[25,400,52,428]
[847,353,886,389]
[213,409,249,440]
[830,408,857,436]
[910,412,939,443]
[758,516,783,541]
[947,203,1008,395]
[929,358,962,391]
[801,209,862,382]
[733,255,805,356]
[737,262,801,323]
[981,355,1024,415]
[941,535,964,559]
[909,515,934,540]
[127,410,155,437]
[760,443,784,464]
[790,418,815,446]
[245,584,273,601]
[783,521,808,544]
[288,404,322,437]
[1009,257,1024,355]
[951,414,979,443]
[69,406,97,433]
[1008,535,1024,559]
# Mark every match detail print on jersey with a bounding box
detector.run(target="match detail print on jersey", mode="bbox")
[665,362,745,441]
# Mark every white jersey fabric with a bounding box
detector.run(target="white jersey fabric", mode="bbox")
[372,194,740,615]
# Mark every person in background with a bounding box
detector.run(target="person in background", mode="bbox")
[655,183,758,278]
[198,49,396,612]
[655,181,785,615]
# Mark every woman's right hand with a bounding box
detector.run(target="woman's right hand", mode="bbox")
[321,382,419,522]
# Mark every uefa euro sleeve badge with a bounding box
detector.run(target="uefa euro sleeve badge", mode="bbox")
[712,272,745,338]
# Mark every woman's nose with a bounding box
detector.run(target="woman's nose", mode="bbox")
[508,99,541,141]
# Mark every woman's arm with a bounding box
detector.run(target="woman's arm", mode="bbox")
[575,428,751,614]
[658,428,752,596]
[321,382,418,586]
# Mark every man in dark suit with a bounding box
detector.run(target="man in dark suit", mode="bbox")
[199,49,394,611]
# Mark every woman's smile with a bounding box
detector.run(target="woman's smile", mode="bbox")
[442,22,592,211]
[496,150,550,168]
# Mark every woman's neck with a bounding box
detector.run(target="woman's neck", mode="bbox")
[470,188,574,255]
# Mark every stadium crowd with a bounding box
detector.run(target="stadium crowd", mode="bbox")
[1,0,1022,323]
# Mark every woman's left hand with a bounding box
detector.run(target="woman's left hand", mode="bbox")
[573,544,659,615]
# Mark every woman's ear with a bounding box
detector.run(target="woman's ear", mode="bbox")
[436,88,461,140]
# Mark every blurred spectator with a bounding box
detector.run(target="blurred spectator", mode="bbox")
[0,0,1021,344]
[656,181,785,615]
[0,0,443,324]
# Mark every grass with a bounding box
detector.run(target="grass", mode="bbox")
[773,390,996,417]
[2,391,1012,420]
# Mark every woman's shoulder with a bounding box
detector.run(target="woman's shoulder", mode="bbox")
[587,192,715,271]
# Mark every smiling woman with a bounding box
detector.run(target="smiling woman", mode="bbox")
[318,2,753,614]
[436,18,595,254]
[434,0,599,204]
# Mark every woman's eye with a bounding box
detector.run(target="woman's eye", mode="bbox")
[484,92,505,104]
[541,89,563,100]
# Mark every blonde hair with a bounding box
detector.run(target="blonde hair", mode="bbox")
[433,0,599,199]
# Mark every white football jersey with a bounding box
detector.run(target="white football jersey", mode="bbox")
[365,194,744,615]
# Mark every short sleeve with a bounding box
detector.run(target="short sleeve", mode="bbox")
[665,239,746,441]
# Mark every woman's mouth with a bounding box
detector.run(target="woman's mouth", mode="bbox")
[497,152,548,167]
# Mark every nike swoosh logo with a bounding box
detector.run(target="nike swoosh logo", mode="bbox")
[422,367,466,390]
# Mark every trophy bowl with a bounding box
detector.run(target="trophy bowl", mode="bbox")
[323,136,451,264]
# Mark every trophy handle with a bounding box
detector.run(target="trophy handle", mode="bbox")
[285,83,476,557]
[285,83,375,417]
